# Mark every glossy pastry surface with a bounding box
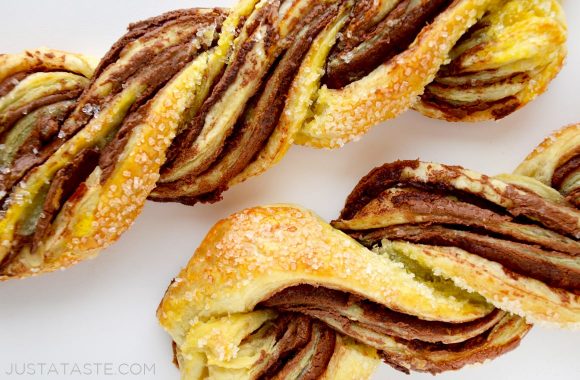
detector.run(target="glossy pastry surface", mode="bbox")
[158,205,531,379]
[158,125,579,379]
[514,124,580,207]
[0,0,567,279]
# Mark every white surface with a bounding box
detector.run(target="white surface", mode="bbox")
[1,1,579,379]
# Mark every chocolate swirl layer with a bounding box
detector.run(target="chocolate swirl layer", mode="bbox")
[0,49,93,200]
[0,10,227,278]
[515,124,580,208]
[333,159,580,326]
[151,1,349,203]
[158,126,579,379]
[260,285,525,374]
[415,0,567,120]
[158,205,532,379]
[0,0,567,279]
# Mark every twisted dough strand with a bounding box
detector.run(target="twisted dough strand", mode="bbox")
[158,125,579,379]
[514,124,580,207]
[0,0,566,279]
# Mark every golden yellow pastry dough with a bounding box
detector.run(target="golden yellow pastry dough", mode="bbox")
[158,205,530,378]
[158,125,579,379]
[0,0,567,280]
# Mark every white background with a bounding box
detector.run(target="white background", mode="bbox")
[1,1,579,379]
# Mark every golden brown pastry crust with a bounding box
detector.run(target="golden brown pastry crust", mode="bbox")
[158,125,579,378]
[0,9,228,279]
[158,205,531,378]
[515,124,580,206]
[0,0,568,280]
[0,48,97,279]
[296,0,567,147]
[335,160,580,328]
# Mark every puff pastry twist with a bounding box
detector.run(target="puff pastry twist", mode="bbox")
[158,125,579,379]
[0,0,567,279]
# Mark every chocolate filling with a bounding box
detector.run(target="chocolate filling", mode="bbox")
[0,87,83,136]
[348,187,580,255]
[93,9,226,82]
[261,285,502,344]
[259,285,527,375]
[339,160,579,239]
[337,160,580,296]
[0,71,30,98]
[325,0,453,89]
[0,147,99,272]
[97,39,212,183]
[31,147,100,253]
[152,2,343,205]
[379,313,528,374]
[552,151,580,190]
[340,160,421,220]
[257,315,313,376]
[266,321,336,380]
[0,67,84,98]
[1,100,77,202]
[162,5,273,173]
[0,9,226,270]
[59,9,226,139]
[420,90,521,120]
[251,313,335,380]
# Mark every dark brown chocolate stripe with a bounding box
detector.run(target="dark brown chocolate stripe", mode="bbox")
[97,18,213,104]
[152,2,343,205]
[97,40,210,184]
[259,286,528,375]
[254,314,313,378]
[295,323,336,380]
[433,70,529,88]
[0,68,87,98]
[0,100,77,201]
[552,151,580,190]
[380,314,528,374]
[0,9,227,269]
[339,160,579,239]
[261,285,501,344]
[325,0,453,89]
[369,225,580,290]
[161,3,276,175]
[346,187,580,255]
[263,317,310,377]
[0,71,30,98]
[0,147,99,273]
[340,160,422,219]
[60,9,226,140]
[0,87,83,136]
[98,105,149,184]
[269,321,336,380]
[503,184,578,239]
[420,90,521,121]
[92,9,225,79]
[31,147,100,253]
[82,10,225,186]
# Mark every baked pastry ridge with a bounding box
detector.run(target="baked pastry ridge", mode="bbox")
[0,0,567,279]
[158,205,531,378]
[158,126,579,378]
[0,9,229,279]
[514,124,580,208]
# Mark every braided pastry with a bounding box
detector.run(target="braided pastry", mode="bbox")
[0,0,566,279]
[158,125,579,378]
[514,124,580,208]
